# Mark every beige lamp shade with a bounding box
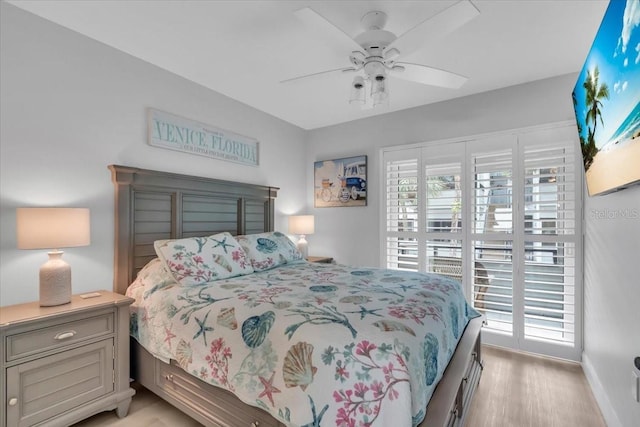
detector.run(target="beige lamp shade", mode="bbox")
[289,215,315,235]
[17,207,91,249]
[16,207,91,306]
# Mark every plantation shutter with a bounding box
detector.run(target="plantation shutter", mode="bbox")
[520,129,580,354]
[423,142,465,280]
[381,123,582,360]
[469,139,516,336]
[384,149,419,271]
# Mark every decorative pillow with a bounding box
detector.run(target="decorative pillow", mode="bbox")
[128,258,178,296]
[154,232,253,286]
[236,231,303,271]
[128,258,174,293]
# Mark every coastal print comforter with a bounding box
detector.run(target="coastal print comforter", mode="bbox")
[127,259,480,427]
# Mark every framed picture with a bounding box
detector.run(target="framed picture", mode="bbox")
[314,155,367,207]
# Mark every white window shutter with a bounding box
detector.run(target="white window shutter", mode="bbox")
[380,123,582,360]
[383,149,419,271]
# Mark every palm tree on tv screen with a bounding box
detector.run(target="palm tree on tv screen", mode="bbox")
[582,66,609,170]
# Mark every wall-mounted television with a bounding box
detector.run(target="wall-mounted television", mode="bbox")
[572,0,640,196]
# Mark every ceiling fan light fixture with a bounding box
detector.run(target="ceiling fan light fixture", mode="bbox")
[349,75,366,105]
[371,76,388,108]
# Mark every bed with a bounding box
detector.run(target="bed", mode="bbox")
[109,164,483,427]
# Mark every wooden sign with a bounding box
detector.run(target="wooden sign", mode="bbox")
[148,109,259,166]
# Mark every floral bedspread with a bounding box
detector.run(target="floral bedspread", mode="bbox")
[127,259,479,427]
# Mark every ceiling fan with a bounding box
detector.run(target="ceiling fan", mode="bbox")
[282,0,480,108]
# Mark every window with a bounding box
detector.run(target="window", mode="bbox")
[381,123,582,360]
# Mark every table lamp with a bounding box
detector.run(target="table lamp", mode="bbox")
[288,215,314,259]
[16,207,91,306]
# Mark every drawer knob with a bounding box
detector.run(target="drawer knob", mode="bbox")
[8,397,18,406]
[164,374,174,381]
[54,330,77,340]
[250,422,259,427]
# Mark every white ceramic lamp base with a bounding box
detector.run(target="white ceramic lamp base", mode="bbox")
[39,251,72,306]
[296,235,309,260]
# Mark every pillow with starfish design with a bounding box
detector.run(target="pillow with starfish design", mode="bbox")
[154,232,253,286]
[236,231,303,272]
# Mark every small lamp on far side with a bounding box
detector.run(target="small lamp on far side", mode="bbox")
[16,207,91,306]
[289,215,314,260]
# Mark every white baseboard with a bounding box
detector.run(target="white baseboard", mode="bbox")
[582,352,622,427]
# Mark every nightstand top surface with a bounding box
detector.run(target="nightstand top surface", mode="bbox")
[0,290,133,327]
[307,256,333,263]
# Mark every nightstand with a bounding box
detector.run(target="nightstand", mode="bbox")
[1,290,135,427]
[307,256,333,264]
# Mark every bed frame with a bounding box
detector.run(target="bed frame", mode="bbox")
[109,164,483,427]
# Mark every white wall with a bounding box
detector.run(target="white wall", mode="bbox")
[0,3,307,305]
[307,73,640,426]
[582,186,640,427]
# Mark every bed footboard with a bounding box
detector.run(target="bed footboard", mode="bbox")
[130,316,482,427]
[419,316,483,427]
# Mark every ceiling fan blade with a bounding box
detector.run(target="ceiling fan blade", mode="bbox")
[280,67,355,84]
[387,0,479,58]
[294,7,364,55]
[392,62,468,89]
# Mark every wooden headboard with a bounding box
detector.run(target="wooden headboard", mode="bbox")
[109,165,278,295]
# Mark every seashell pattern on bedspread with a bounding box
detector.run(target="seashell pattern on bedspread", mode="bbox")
[127,260,480,427]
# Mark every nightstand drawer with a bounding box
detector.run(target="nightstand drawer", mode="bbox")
[6,339,114,427]
[6,311,114,362]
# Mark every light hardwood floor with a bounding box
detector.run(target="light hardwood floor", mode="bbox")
[465,345,606,427]
[75,345,606,427]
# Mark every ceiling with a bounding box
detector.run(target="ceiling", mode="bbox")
[7,0,608,130]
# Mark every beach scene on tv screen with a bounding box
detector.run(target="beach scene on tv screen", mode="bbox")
[572,0,640,196]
